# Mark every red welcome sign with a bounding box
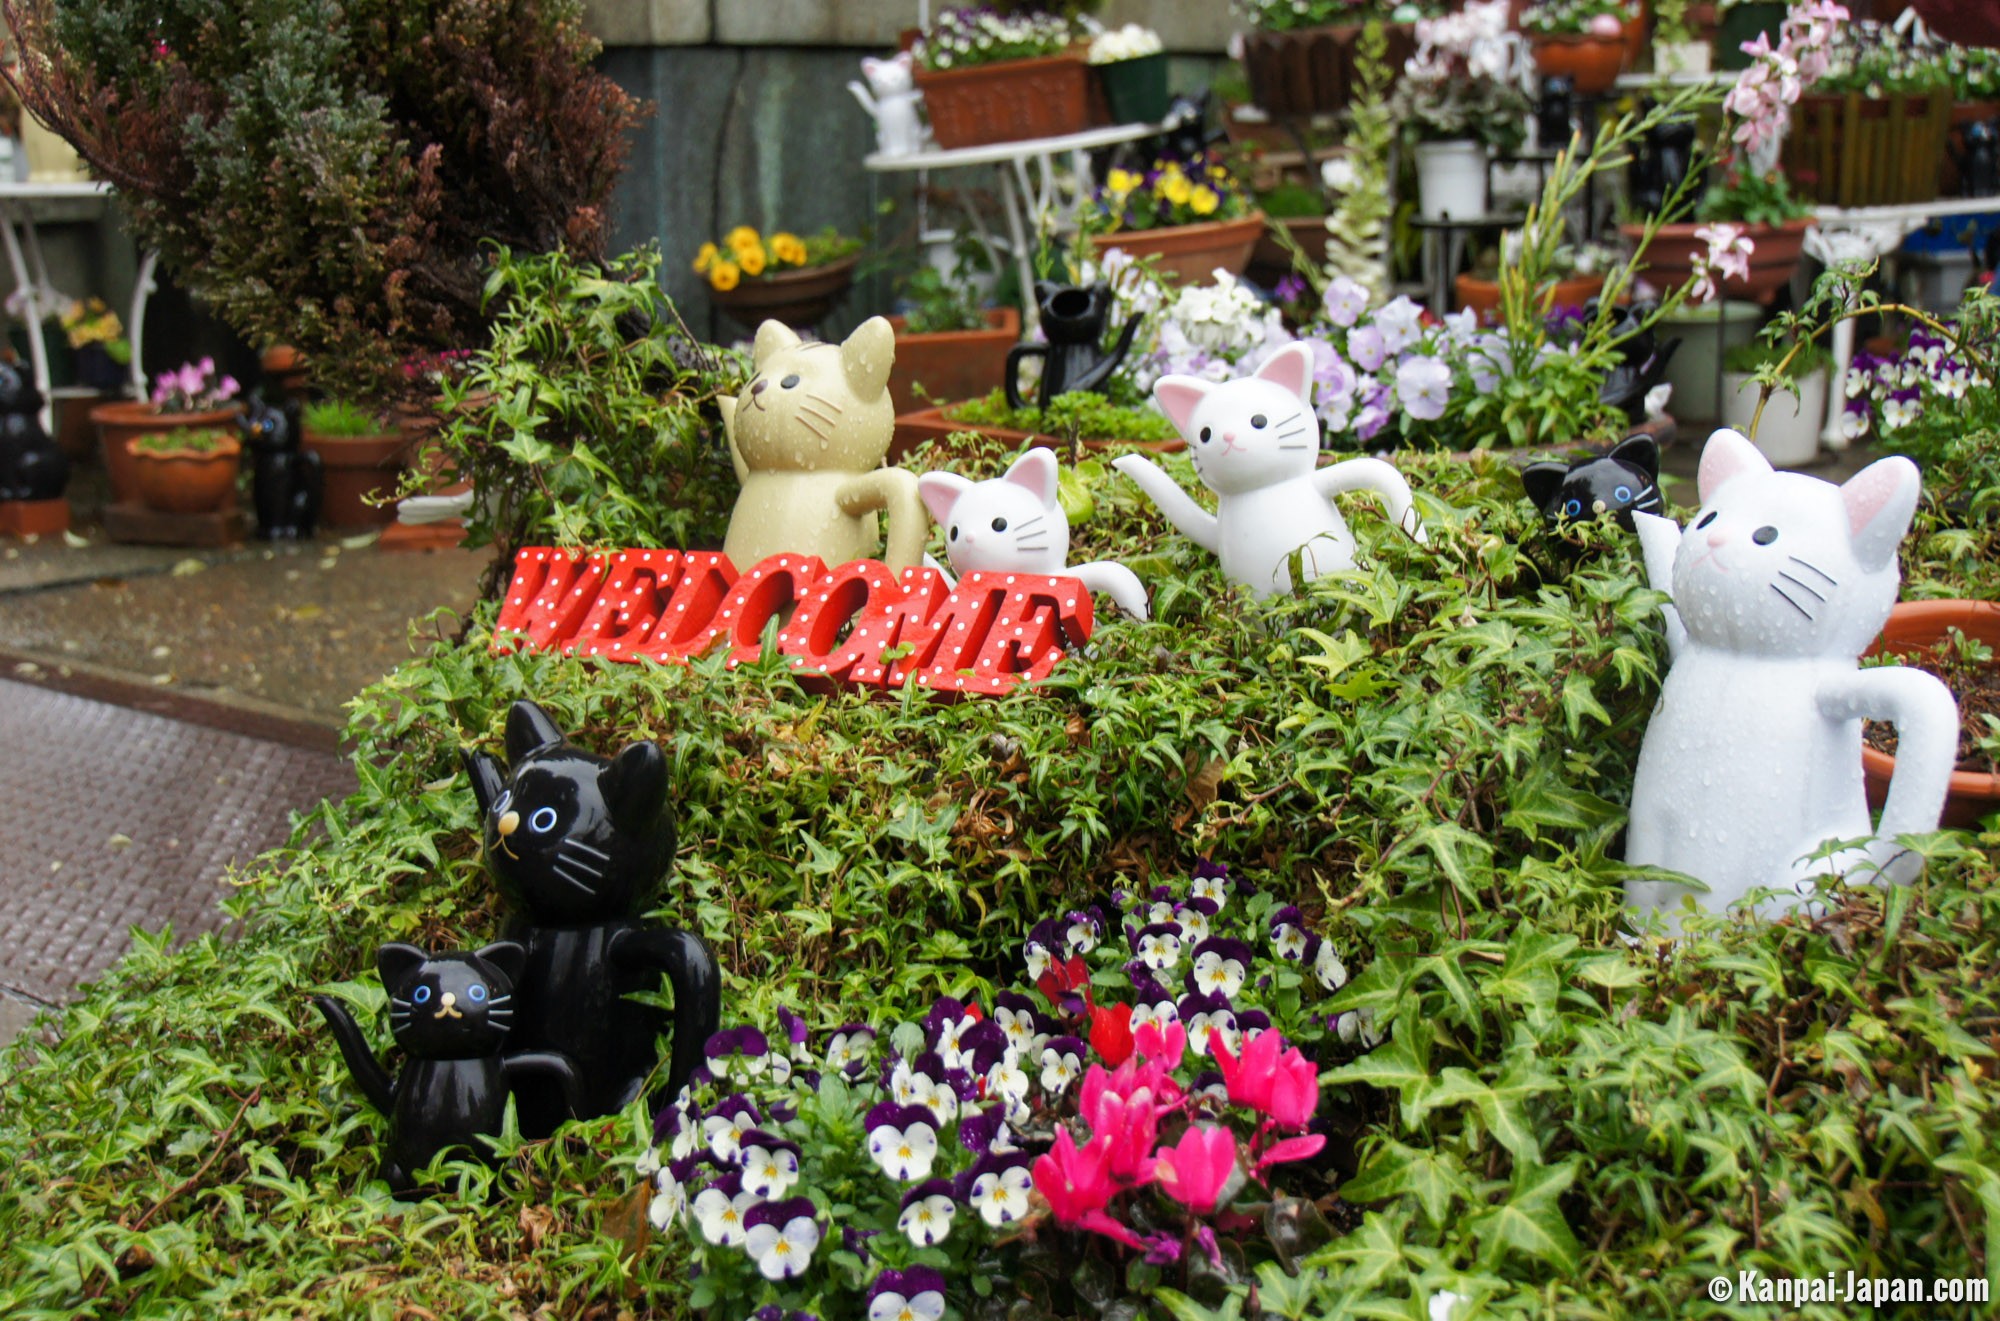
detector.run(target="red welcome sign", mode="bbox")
[492,548,1095,696]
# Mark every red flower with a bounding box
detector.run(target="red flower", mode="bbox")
[1089,1001,1135,1067]
[1036,954,1089,1003]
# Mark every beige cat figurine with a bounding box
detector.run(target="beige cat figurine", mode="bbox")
[718,318,926,572]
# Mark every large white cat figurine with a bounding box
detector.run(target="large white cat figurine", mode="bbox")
[1113,343,1426,599]
[847,52,929,158]
[918,448,1150,620]
[1626,429,1958,924]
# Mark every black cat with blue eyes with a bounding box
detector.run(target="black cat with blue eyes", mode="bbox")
[463,701,721,1137]
[312,941,582,1197]
[1520,434,1665,533]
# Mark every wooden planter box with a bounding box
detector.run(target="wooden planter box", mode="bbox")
[886,307,1021,417]
[1238,23,1417,118]
[914,53,1092,150]
[890,403,1183,464]
[1785,91,1954,208]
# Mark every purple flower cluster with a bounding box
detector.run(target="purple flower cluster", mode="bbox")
[1842,325,1990,442]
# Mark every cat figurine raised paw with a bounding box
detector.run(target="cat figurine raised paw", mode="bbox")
[1625,429,1959,925]
[1520,433,1663,533]
[1114,343,1426,599]
[848,51,929,158]
[313,941,582,1197]
[719,318,928,573]
[463,700,721,1137]
[919,447,1149,620]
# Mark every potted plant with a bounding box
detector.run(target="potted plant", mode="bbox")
[891,387,1184,460]
[886,246,1023,416]
[1719,337,1829,465]
[128,427,241,514]
[91,358,243,506]
[57,299,130,393]
[1941,44,2000,196]
[1231,0,1430,118]
[1083,155,1265,285]
[1651,0,1711,75]
[1389,3,1532,222]
[1089,23,1170,124]
[910,5,1092,150]
[302,398,406,529]
[1784,18,1955,209]
[1862,604,2000,829]
[1246,177,1333,287]
[1455,234,1614,322]
[694,226,865,334]
[1523,0,1637,96]
[1624,170,1816,303]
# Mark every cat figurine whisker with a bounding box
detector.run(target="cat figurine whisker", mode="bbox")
[1625,429,1959,927]
[1114,343,1426,598]
[919,447,1151,621]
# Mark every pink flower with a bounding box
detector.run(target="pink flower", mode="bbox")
[1032,1129,1144,1250]
[1132,1020,1186,1070]
[1256,1131,1327,1170]
[215,375,241,400]
[1154,1125,1237,1215]
[1212,1030,1321,1130]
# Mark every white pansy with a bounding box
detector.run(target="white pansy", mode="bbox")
[868,1118,940,1182]
[745,1212,820,1281]
[971,1163,1033,1225]
[1315,939,1349,991]
[1192,949,1246,999]
[898,1193,958,1247]
[691,1185,756,1247]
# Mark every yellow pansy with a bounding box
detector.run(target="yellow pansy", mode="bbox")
[710,260,742,292]
[725,225,761,256]
[693,242,719,274]
[1107,167,1143,197]
[1188,185,1220,216]
[770,232,807,265]
[1160,171,1192,207]
[739,243,767,277]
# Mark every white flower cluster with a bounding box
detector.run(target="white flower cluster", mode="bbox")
[1408,0,1519,81]
[918,8,1073,71]
[1089,23,1163,64]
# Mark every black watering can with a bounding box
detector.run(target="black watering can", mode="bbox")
[1005,282,1141,411]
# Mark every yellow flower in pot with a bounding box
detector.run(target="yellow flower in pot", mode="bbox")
[694,225,865,333]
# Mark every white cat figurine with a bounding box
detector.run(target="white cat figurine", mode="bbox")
[919,448,1150,621]
[1113,343,1426,598]
[847,53,929,159]
[1626,429,1959,924]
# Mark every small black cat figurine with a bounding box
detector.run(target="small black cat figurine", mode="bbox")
[240,395,323,540]
[1588,299,1682,424]
[313,941,582,1197]
[1628,107,1697,217]
[1537,75,1577,153]
[463,701,721,1138]
[0,361,68,503]
[1520,434,1664,533]
[1004,283,1142,411]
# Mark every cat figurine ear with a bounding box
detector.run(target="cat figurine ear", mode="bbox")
[840,316,896,399]
[1695,427,1771,503]
[505,700,567,764]
[1002,446,1060,506]
[472,940,528,988]
[1252,341,1315,404]
[376,942,429,990]
[1519,460,1568,511]
[1841,456,1922,571]
[1153,375,1214,435]
[1606,433,1659,481]
[918,471,973,527]
[599,741,668,829]
[753,320,804,368]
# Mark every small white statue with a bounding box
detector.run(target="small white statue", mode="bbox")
[847,52,929,159]
[1627,429,1959,924]
[918,448,1150,620]
[1113,343,1426,599]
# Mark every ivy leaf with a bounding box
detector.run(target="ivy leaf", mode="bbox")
[1339,1139,1470,1229]
[1321,1023,1432,1107]
[1470,1158,1582,1272]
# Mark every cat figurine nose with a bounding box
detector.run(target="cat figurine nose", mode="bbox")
[435,991,461,1020]
[498,810,520,837]
[1706,529,1727,548]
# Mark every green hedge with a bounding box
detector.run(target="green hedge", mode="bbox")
[0,445,1993,1318]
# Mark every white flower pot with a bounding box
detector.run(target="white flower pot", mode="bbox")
[1655,40,1712,77]
[1721,367,1828,467]
[1659,300,1761,423]
[1414,140,1489,222]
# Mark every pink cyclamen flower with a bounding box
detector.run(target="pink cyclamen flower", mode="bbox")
[1213,1030,1321,1130]
[1132,1019,1186,1070]
[1154,1124,1238,1215]
[1032,1128,1145,1250]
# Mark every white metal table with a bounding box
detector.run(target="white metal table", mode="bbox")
[865,122,1162,337]
[1806,197,1999,448]
[0,180,157,430]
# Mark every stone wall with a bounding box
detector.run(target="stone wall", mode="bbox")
[590,0,1234,341]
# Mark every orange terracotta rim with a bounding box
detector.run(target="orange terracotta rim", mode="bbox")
[886,306,1022,341]
[1859,599,2000,805]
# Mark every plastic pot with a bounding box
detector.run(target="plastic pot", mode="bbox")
[1720,366,1827,467]
[129,434,241,514]
[92,400,243,505]
[1413,140,1488,222]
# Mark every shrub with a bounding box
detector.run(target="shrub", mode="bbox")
[0,0,640,403]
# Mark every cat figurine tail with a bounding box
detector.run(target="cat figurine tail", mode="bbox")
[313,940,582,1197]
[1626,429,1959,926]
[919,447,1150,621]
[1115,343,1425,599]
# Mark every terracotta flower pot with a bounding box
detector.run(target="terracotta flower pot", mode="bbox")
[1248,215,1332,287]
[1532,33,1628,96]
[913,53,1093,150]
[91,400,243,505]
[1088,212,1267,287]
[129,434,241,514]
[889,403,1183,464]
[1619,218,1813,305]
[304,428,408,529]
[260,345,309,401]
[1454,271,1606,322]
[708,254,860,335]
[1861,599,2000,830]
[886,306,1021,417]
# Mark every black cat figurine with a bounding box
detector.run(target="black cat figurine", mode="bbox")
[1588,299,1682,423]
[463,701,721,1138]
[0,361,68,503]
[1004,283,1142,411]
[1537,75,1576,153]
[1628,108,1697,217]
[240,395,323,540]
[1520,434,1664,533]
[313,941,582,1197]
